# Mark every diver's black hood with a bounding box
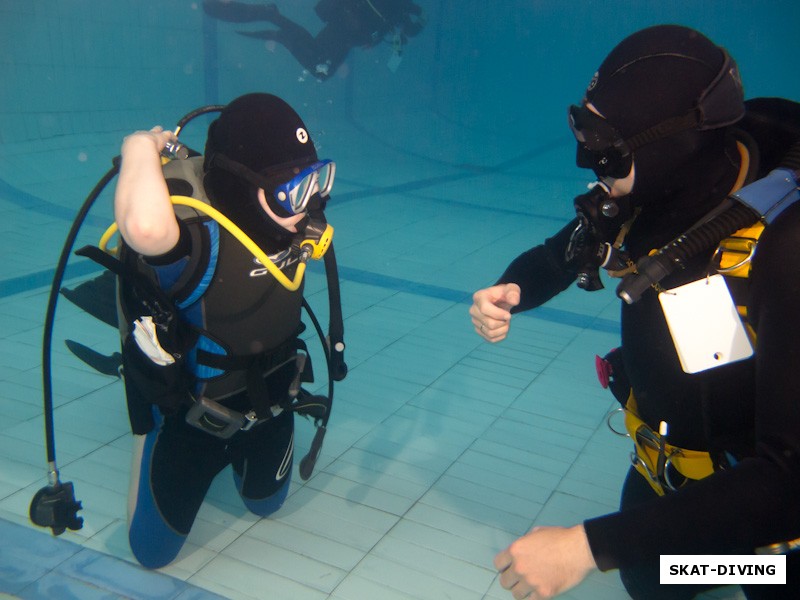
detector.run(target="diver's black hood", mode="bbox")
[202,93,318,252]
[624,133,743,259]
[585,25,744,210]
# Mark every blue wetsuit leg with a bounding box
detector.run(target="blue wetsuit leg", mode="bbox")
[128,408,228,568]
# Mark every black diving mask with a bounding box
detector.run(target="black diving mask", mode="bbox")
[569,104,634,179]
[569,49,744,180]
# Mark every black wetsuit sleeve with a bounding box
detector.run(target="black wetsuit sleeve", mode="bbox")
[584,203,800,571]
[495,219,580,313]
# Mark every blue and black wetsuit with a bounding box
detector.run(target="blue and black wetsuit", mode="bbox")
[121,187,306,569]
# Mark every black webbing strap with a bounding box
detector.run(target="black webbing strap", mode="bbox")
[75,245,175,327]
[323,244,347,381]
[196,336,307,419]
[625,112,699,152]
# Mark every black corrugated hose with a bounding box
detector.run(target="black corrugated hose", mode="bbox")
[617,141,800,304]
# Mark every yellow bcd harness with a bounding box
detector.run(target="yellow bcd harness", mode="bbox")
[619,214,759,497]
[611,143,800,553]
[624,218,764,494]
[610,141,752,495]
[614,221,800,554]
[622,392,717,494]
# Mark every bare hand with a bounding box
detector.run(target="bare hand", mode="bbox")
[470,283,520,342]
[121,126,177,157]
[494,525,597,599]
[115,126,181,256]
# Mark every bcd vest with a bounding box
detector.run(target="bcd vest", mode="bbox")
[113,157,311,436]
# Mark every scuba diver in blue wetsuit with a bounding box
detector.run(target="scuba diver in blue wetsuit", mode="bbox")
[470,25,800,600]
[203,0,426,80]
[112,93,339,568]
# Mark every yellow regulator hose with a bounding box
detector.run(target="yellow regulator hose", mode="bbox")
[99,195,310,291]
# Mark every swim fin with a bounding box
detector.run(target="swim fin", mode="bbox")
[60,271,118,328]
[65,340,122,378]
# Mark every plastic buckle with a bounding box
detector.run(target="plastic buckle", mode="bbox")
[240,411,259,432]
[185,396,247,439]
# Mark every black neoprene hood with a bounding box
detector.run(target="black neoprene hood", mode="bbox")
[202,93,320,249]
[584,24,744,138]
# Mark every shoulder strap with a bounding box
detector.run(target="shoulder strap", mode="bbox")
[159,156,220,307]
[322,244,347,381]
[163,156,209,218]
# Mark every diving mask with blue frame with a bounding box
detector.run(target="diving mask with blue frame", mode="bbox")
[275,160,335,215]
[209,152,335,217]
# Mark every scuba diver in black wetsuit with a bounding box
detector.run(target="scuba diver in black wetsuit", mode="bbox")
[203,0,426,80]
[469,26,800,600]
[110,93,340,568]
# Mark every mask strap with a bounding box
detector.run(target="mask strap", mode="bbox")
[624,112,700,152]
[623,49,743,152]
[209,152,302,218]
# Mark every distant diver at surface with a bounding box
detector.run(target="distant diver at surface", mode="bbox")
[203,0,426,80]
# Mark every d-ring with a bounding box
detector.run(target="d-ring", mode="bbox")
[713,238,757,273]
[606,407,630,437]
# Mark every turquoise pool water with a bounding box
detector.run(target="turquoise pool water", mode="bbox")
[1,1,798,598]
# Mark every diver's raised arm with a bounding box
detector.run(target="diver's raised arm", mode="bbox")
[114,126,181,256]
